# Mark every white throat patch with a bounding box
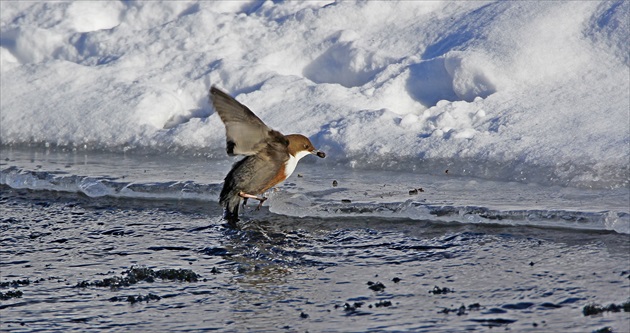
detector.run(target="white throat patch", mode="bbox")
[284,150,311,178]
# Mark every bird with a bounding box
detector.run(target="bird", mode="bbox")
[209,86,326,227]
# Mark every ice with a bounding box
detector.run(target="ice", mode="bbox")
[2,158,628,233]
[0,1,628,189]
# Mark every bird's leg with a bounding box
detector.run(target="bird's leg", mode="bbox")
[238,192,267,210]
[255,197,267,210]
[241,198,248,208]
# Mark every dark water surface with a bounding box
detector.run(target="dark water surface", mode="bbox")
[1,148,629,332]
[1,188,629,332]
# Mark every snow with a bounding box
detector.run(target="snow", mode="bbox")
[1,0,628,189]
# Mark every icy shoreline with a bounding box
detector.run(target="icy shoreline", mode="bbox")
[2,147,628,234]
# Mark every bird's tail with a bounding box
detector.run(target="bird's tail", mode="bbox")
[220,189,241,227]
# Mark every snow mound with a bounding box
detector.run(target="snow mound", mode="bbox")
[1,1,628,188]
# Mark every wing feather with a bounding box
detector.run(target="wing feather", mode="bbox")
[210,86,274,156]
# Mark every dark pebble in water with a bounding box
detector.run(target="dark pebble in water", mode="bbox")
[367,281,386,292]
[299,312,309,319]
[583,301,630,316]
[392,277,401,283]
[341,302,364,312]
[468,303,481,310]
[409,188,425,195]
[341,199,352,203]
[529,261,535,266]
[430,285,453,295]
[109,293,161,303]
[76,266,201,289]
[332,180,338,187]
[210,267,221,274]
[0,279,30,288]
[374,300,392,308]
[0,290,23,300]
[440,304,467,315]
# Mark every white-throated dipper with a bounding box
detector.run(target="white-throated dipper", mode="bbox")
[210,86,325,226]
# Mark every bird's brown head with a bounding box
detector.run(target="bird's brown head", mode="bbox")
[285,134,326,159]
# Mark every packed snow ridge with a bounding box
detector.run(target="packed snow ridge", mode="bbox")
[1,1,628,188]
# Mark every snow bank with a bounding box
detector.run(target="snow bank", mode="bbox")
[1,1,628,188]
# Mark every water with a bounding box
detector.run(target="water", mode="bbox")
[1,147,629,332]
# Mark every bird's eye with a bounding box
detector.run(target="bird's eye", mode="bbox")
[303,144,309,149]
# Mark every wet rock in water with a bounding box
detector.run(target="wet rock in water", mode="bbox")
[529,261,535,266]
[153,268,200,282]
[583,301,630,316]
[439,303,483,316]
[0,279,30,288]
[210,267,221,274]
[130,293,161,303]
[592,327,613,333]
[340,302,365,312]
[75,266,201,289]
[332,180,338,187]
[392,277,401,283]
[409,188,425,195]
[341,199,352,203]
[0,290,23,300]
[430,285,453,295]
[299,312,309,319]
[109,293,161,303]
[374,300,392,308]
[439,304,467,315]
[467,303,481,311]
[367,281,386,292]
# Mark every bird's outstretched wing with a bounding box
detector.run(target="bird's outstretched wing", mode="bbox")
[210,86,281,156]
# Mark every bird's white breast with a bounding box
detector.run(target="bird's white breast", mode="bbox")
[284,150,311,178]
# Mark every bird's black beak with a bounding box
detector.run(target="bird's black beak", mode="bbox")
[314,150,326,158]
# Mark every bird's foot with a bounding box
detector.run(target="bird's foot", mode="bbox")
[255,197,267,210]
[238,191,267,210]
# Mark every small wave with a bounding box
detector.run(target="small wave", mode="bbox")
[0,166,221,201]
